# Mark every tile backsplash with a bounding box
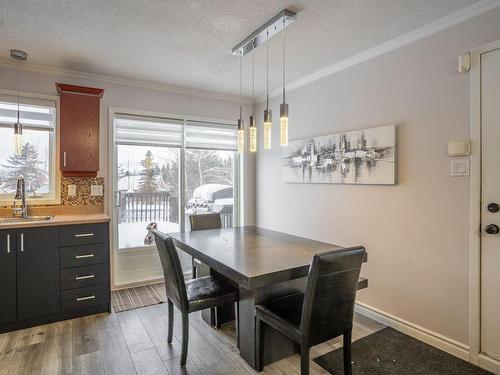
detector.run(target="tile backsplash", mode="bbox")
[61,176,105,206]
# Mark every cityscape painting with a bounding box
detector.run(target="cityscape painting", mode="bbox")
[282,124,397,185]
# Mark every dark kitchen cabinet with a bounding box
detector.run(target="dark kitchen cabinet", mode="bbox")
[56,83,104,177]
[0,230,16,324]
[16,227,60,320]
[0,222,110,334]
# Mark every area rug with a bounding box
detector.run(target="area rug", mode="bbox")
[313,327,492,375]
[112,282,167,312]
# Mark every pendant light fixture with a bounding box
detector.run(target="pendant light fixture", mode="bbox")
[249,52,257,152]
[263,29,272,149]
[280,18,289,146]
[231,9,296,152]
[10,50,27,156]
[237,55,245,154]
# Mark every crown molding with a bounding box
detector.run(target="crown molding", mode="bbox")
[260,0,500,102]
[0,59,255,104]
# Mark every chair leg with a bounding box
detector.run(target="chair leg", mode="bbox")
[167,299,174,343]
[255,317,265,372]
[214,308,221,328]
[343,329,352,375]
[235,301,240,349]
[300,345,310,375]
[180,312,189,367]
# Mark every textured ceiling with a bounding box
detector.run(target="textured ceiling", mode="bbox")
[0,0,481,98]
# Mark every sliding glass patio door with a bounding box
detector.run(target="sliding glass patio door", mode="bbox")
[110,112,239,286]
[113,114,183,251]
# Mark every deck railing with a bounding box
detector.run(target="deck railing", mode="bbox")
[118,191,177,223]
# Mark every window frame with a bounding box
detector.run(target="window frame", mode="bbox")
[109,107,242,253]
[0,89,60,205]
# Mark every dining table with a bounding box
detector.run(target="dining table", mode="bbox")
[168,225,368,369]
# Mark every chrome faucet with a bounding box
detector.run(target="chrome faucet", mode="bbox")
[13,176,28,218]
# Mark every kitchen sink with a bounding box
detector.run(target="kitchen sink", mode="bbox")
[0,216,54,224]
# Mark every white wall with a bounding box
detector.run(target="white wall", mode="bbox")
[255,7,500,346]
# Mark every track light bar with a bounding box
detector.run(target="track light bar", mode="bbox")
[231,9,296,57]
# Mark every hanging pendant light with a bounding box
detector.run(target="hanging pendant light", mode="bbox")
[237,55,245,154]
[10,50,27,156]
[263,30,272,149]
[249,52,257,153]
[280,18,289,147]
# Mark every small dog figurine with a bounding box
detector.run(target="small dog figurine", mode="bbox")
[144,222,158,245]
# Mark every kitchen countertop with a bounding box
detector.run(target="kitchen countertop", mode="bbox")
[0,213,110,229]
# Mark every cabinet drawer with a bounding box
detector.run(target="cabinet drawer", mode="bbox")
[59,224,108,247]
[60,243,108,268]
[61,284,109,311]
[60,264,109,290]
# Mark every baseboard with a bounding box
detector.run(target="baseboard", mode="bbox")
[113,271,192,291]
[478,354,500,374]
[355,302,470,361]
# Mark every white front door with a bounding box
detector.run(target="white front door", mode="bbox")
[481,47,500,361]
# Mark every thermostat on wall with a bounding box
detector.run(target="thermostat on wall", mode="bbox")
[448,140,470,156]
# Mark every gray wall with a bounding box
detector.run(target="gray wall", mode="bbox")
[255,7,500,345]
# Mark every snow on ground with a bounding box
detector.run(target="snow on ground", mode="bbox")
[118,220,179,249]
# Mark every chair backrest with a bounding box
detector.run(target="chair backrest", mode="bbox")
[189,213,222,231]
[301,246,366,346]
[153,230,189,312]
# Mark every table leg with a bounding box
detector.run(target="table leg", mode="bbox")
[238,278,306,369]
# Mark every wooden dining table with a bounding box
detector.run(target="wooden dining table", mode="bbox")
[168,225,367,369]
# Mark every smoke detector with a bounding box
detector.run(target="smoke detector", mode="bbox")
[10,50,27,61]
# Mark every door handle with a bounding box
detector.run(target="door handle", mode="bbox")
[7,234,10,253]
[63,151,67,167]
[485,224,499,235]
[20,233,24,252]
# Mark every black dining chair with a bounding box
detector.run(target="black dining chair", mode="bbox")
[153,230,239,367]
[255,246,366,375]
[189,213,222,279]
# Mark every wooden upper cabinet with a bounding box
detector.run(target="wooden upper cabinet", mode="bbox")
[56,83,104,177]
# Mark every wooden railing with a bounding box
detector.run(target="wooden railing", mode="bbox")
[118,191,178,223]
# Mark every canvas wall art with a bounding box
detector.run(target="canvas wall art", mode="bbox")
[282,124,397,185]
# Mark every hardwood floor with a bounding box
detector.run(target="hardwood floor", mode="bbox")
[0,305,385,375]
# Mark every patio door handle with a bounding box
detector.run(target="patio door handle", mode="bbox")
[115,191,122,208]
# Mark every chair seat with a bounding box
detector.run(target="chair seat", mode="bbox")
[255,292,304,342]
[186,275,238,313]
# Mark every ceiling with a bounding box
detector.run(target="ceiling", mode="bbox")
[0,0,482,98]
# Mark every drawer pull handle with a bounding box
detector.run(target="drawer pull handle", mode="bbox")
[76,274,95,280]
[76,295,95,302]
[75,254,94,259]
[74,233,94,238]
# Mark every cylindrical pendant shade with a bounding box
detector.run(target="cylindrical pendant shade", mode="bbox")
[249,126,257,152]
[14,122,23,155]
[237,119,244,154]
[280,103,289,146]
[263,109,272,149]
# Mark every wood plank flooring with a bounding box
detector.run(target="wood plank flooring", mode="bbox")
[0,305,385,375]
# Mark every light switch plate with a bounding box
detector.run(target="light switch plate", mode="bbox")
[450,158,469,177]
[68,185,77,197]
[91,185,104,196]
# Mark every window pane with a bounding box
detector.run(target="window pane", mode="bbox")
[184,149,235,229]
[0,128,51,196]
[117,144,180,249]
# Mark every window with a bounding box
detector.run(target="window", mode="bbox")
[113,113,239,250]
[0,95,57,201]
